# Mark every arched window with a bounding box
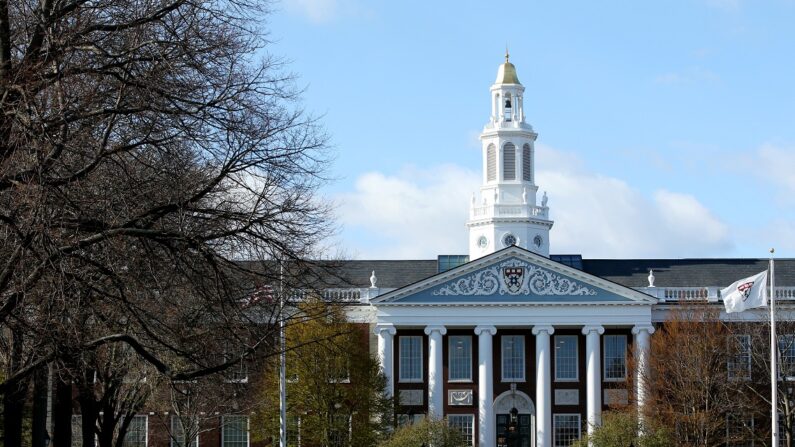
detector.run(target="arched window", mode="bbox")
[522,143,532,182]
[487,144,496,182]
[504,93,513,122]
[503,143,516,180]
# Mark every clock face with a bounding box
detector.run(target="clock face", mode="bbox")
[533,235,543,248]
[477,236,488,248]
[503,234,517,247]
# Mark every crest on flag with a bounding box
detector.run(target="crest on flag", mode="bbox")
[503,267,524,294]
[738,281,755,301]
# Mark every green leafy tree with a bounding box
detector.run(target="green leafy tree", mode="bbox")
[255,299,392,446]
[378,418,467,447]
[571,411,672,447]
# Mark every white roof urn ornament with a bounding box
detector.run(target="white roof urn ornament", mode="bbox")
[370,270,377,288]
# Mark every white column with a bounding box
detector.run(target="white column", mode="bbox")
[425,325,447,419]
[374,324,397,398]
[632,325,655,428]
[533,325,554,447]
[582,325,605,440]
[475,325,497,447]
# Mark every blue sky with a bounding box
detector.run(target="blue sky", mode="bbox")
[267,0,795,259]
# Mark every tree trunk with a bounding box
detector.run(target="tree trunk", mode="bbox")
[52,374,74,447]
[78,368,98,447]
[3,331,27,447]
[31,366,50,447]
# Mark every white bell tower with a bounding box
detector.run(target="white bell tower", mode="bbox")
[467,53,553,260]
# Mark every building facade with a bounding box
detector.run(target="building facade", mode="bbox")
[98,55,795,447]
[333,56,795,447]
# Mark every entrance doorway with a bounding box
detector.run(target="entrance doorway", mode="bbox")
[496,413,532,447]
[492,389,535,447]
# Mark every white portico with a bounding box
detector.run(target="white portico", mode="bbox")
[368,55,657,447]
[371,247,657,447]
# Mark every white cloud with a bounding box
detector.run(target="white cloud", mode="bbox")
[283,0,369,23]
[752,144,795,198]
[654,67,720,85]
[336,145,734,259]
[337,164,480,258]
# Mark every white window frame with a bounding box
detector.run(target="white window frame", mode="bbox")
[328,414,351,447]
[728,334,752,381]
[501,335,525,382]
[447,414,475,447]
[399,336,423,383]
[603,335,628,382]
[397,413,425,427]
[221,415,249,447]
[553,413,581,447]
[779,334,795,380]
[448,335,473,382]
[122,415,148,447]
[170,415,199,447]
[286,414,301,447]
[726,413,754,447]
[554,335,579,382]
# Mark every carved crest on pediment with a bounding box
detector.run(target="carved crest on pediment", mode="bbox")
[431,259,597,297]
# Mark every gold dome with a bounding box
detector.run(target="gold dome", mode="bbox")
[495,52,521,85]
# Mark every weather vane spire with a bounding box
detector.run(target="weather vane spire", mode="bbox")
[505,45,510,62]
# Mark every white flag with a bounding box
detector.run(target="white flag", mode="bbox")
[722,270,768,313]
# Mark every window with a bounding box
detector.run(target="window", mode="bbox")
[487,144,496,182]
[122,415,147,447]
[438,255,469,273]
[728,334,752,381]
[503,143,516,180]
[553,414,581,447]
[449,336,472,381]
[604,335,628,381]
[397,413,425,427]
[501,335,525,381]
[448,414,475,446]
[287,415,300,447]
[222,343,249,383]
[779,334,795,379]
[726,414,753,447]
[399,336,423,382]
[170,416,198,447]
[71,416,83,447]
[522,144,532,182]
[555,335,578,381]
[328,358,350,383]
[221,416,248,447]
[328,414,350,447]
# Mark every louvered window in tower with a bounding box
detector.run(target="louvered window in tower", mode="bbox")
[522,143,532,182]
[503,143,516,180]
[487,144,496,181]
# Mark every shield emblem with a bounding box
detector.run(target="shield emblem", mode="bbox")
[503,267,524,294]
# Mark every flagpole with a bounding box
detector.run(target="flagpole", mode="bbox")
[279,264,287,447]
[771,248,778,447]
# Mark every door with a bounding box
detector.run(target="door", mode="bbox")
[496,413,532,447]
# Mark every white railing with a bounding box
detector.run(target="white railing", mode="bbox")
[638,286,795,303]
[470,204,549,220]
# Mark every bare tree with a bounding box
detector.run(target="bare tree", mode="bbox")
[644,306,746,447]
[0,0,335,444]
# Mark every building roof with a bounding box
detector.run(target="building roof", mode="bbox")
[330,257,795,289]
[580,258,795,288]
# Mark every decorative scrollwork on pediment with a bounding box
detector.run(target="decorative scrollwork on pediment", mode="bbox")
[432,258,597,297]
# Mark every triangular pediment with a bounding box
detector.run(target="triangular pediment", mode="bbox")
[371,247,656,306]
